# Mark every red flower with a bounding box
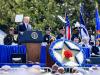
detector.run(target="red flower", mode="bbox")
[64,50,73,59]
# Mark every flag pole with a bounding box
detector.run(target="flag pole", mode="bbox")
[95,1,98,46]
[79,3,82,40]
[65,11,67,39]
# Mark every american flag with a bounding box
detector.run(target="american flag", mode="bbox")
[65,16,71,40]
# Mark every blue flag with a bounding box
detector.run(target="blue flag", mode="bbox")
[80,5,89,40]
[95,7,100,40]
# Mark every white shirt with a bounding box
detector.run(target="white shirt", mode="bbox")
[24,23,32,31]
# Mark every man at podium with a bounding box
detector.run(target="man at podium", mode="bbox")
[15,16,33,44]
[16,16,33,32]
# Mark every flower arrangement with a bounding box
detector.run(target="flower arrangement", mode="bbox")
[64,50,73,59]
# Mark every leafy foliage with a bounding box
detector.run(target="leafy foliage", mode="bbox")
[0,0,97,34]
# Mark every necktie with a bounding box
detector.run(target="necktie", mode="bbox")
[26,24,28,30]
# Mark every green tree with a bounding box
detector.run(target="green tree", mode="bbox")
[0,0,97,34]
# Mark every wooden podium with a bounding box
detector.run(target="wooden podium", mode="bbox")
[18,31,43,63]
[26,43,41,63]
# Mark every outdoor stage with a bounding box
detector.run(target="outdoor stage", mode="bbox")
[0,43,97,67]
[0,42,100,75]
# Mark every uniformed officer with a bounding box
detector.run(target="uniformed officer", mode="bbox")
[43,25,55,44]
[56,26,65,39]
[3,27,17,45]
[71,27,79,41]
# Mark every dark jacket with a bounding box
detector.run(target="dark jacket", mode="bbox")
[91,46,99,55]
[15,23,32,34]
[43,34,52,44]
[4,34,17,45]
[17,23,27,32]
[56,34,63,39]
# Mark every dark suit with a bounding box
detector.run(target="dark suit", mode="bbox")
[18,23,27,32]
[15,23,32,33]
[43,34,52,44]
[15,23,32,44]
[56,34,63,39]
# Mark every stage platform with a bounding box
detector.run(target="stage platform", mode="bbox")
[0,44,100,67]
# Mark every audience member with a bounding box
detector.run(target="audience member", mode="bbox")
[57,67,65,74]
[51,64,59,73]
